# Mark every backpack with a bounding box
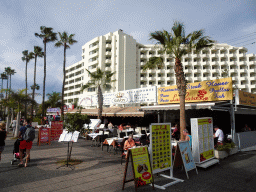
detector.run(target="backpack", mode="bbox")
[23,126,35,142]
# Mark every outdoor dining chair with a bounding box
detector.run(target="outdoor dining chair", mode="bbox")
[119,132,126,138]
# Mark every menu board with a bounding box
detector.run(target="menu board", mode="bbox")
[178,141,196,172]
[150,123,172,174]
[50,121,63,141]
[191,118,214,163]
[37,127,51,145]
[130,147,153,187]
[59,130,80,142]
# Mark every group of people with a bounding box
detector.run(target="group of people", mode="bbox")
[0,119,35,167]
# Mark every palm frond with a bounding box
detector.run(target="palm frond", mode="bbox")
[80,83,95,92]
[143,57,164,71]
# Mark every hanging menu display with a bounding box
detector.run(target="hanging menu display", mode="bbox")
[191,117,214,163]
[50,121,63,141]
[150,123,172,174]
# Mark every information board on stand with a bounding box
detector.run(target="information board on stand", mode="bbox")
[150,123,183,190]
[191,117,219,168]
[173,141,198,179]
[122,146,154,191]
[50,121,63,141]
[37,127,51,146]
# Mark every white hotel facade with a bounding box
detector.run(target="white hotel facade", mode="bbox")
[64,30,256,106]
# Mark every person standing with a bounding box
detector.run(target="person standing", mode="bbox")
[180,129,192,147]
[213,125,224,146]
[12,118,17,136]
[0,122,7,161]
[18,119,35,167]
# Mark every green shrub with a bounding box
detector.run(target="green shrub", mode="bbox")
[217,142,236,151]
[33,116,41,125]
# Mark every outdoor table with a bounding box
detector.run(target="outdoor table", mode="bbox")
[102,137,125,153]
[88,133,103,147]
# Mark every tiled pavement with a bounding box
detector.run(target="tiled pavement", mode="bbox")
[1,133,256,192]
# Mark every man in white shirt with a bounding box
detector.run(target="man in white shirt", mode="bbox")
[213,125,224,146]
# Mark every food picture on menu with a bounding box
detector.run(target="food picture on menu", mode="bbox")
[137,164,148,173]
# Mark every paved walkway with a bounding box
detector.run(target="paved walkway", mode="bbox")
[1,133,256,192]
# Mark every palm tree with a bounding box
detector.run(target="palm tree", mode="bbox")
[5,67,16,130]
[46,92,62,108]
[143,21,214,140]
[0,73,8,118]
[22,50,34,120]
[31,46,44,120]
[35,26,57,124]
[55,31,78,120]
[80,68,115,120]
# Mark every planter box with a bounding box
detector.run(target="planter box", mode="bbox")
[214,150,229,159]
[228,146,238,155]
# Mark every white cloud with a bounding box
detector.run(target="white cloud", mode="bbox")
[242,24,256,33]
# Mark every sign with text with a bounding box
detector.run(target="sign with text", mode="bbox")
[130,147,153,187]
[37,127,51,146]
[158,77,233,104]
[150,123,172,174]
[178,141,196,171]
[191,117,214,163]
[236,90,256,107]
[79,86,157,107]
[50,121,63,141]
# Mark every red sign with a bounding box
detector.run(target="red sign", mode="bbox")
[50,121,63,141]
[37,127,51,146]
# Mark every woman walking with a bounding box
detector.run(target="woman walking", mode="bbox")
[0,122,7,161]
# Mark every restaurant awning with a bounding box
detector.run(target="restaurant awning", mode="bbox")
[66,106,144,117]
[140,102,217,111]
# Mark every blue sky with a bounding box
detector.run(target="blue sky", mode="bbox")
[0,0,255,104]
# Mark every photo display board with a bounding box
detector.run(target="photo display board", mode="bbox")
[130,147,153,187]
[150,123,172,174]
[191,117,214,163]
[50,121,63,141]
[178,141,196,172]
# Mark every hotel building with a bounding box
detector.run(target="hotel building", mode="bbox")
[64,30,256,106]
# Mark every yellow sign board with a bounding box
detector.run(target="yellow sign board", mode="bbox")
[238,90,256,107]
[158,77,233,104]
[130,147,153,187]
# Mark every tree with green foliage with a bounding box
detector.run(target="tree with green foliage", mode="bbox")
[64,111,90,160]
[30,46,44,120]
[80,68,115,120]
[55,31,78,120]
[22,50,34,120]
[46,91,62,108]
[35,26,57,123]
[143,21,214,140]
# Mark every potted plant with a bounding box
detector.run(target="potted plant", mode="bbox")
[227,142,238,155]
[214,144,229,159]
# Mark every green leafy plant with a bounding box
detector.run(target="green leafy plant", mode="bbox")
[216,142,236,152]
[64,111,90,134]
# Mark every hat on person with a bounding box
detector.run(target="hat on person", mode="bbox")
[213,125,219,129]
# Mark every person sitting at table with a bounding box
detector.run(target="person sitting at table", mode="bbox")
[171,123,180,140]
[108,122,113,129]
[118,123,124,131]
[124,135,135,158]
[242,124,251,132]
[180,129,192,148]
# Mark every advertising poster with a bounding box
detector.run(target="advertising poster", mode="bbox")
[130,147,153,187]
[178,141,196,172]
[50,121,63,141]
[151,124,172,174]
[197,118,214,162]
[40,128,50,142]
[158,77,233,104]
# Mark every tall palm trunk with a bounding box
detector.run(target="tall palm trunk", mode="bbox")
[6,77,10,132]
[25,60,28,120]
[174,58,186,140]
[97,85,103,120]
[42,41,46,124]
[31,56,37,121]
[14,104,20,138]
[61,45,66,120]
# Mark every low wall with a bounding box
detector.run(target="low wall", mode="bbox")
[237,131,256,151]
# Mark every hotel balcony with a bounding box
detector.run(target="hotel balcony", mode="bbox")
[157,69,165,73]
[229,69,238,73]
[106,44,112,48]
[249,68,256,73]
[239,84,246,89]
[202,69,211,73]
[194,77,202,82]
[148,77,156,81]
[202,77,211,81]
[140,55,147,59]
[157,77,165,81]
[210,61,219,66]
[249,61,256,66]
[106,51,111,56]
[91,59,98,65]
[90,44,99,50]
[105,59,111,64]
[148,69,156,73]
[212,69,220,73]
[240,77,248,81]
[140,77,147,81]
[105,67,111,71]
[240,69,247,73]
[184,69,192,74]
[250,84,256,89]
[141,62,146,66]
[220,61,228,66]
[194,69,201,73]
[238,61,247,66]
